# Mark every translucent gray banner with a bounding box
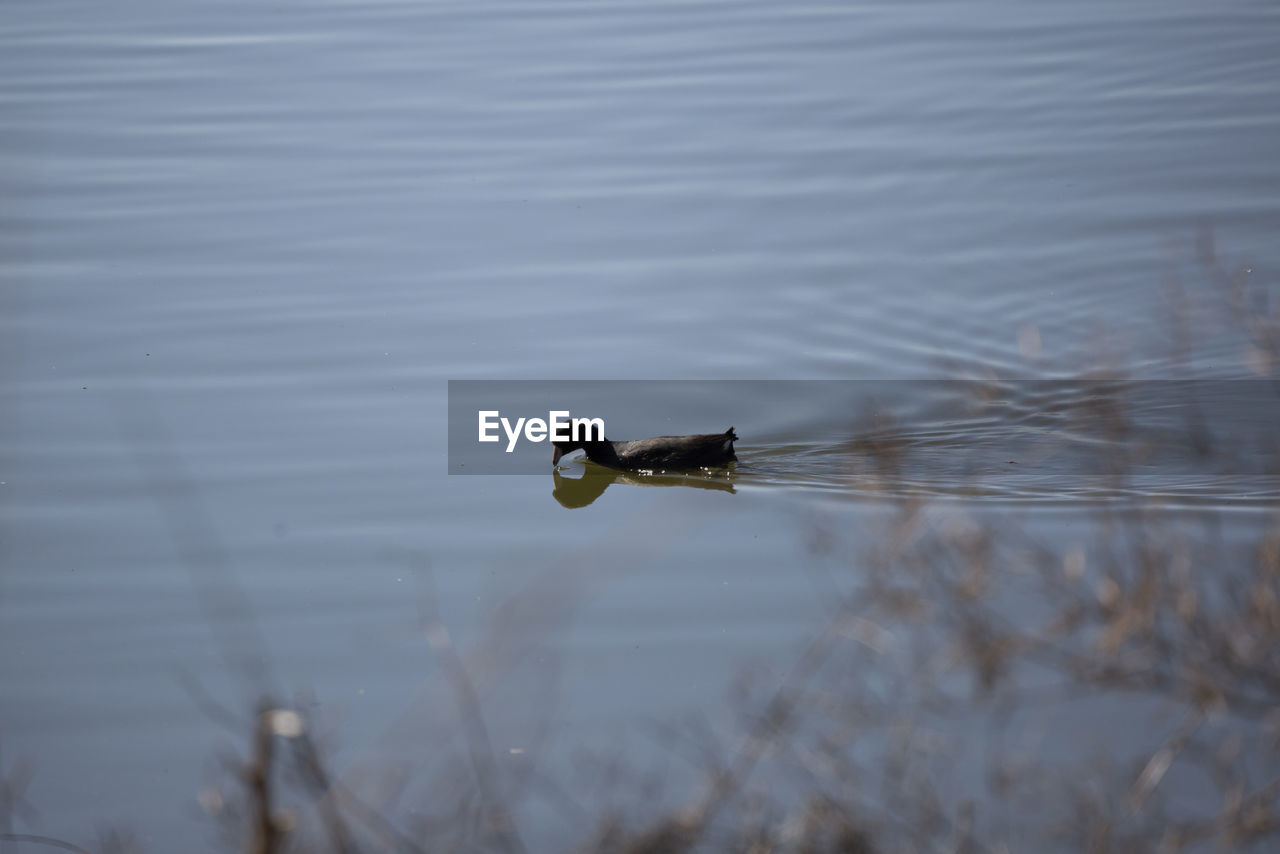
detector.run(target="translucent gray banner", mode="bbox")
[447,379,1280,476]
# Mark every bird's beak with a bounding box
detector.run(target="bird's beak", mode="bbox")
[552,446,563,466]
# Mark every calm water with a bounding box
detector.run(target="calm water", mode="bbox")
[3,0,1279,849]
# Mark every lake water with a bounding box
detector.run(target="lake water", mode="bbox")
[3,0,1279,850]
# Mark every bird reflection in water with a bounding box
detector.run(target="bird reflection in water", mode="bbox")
[552,464,736,508]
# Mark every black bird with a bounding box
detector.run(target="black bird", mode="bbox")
[552,427,738,472]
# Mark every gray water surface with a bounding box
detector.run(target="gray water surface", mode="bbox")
[3,0,1279,850]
